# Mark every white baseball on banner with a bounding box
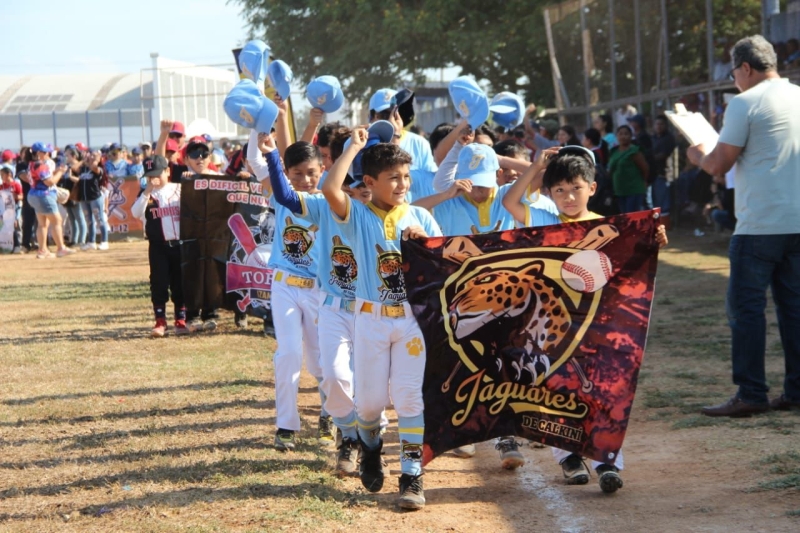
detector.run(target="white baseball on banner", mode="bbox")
[244,244,272,270]
[561,249,613,293]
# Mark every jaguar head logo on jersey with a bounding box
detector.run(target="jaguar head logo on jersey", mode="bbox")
[375,243,405,302]
[282,216,316,266]
[329,236,357,295]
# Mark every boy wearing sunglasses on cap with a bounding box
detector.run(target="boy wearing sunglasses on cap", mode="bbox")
[503,145,667,494]
[181,135,222,332]
[156,122,222,332]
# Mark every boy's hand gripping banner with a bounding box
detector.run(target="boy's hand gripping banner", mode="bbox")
[402,210,660,465]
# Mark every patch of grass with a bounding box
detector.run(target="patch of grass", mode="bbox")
[671,415,725,430]
[734,416,798,434]
[646,410,675,421]
[759,451,800,465]
[643,389,694,408]
[748,452,800,493]
[787,509,800,517]
[670,371,720,386]
[0,281,149,302]
[756,475,800,491]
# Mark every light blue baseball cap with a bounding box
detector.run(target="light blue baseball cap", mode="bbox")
[238,40,270,85]
[267,59,293,100]
[223,79,279,134]
[369,88,397,113]
[449,76,490,129]
[490,91,525,130]
[456,143,499,188]
[306,75,344,113]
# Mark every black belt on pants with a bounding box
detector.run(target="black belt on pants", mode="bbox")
[162,239,182,248]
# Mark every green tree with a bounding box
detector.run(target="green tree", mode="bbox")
[234,0,557,105]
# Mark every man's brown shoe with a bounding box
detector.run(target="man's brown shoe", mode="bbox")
[701,395,769,418]
[770,394,800,411]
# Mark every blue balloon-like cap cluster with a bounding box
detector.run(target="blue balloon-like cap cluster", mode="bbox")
[223,79,279,134]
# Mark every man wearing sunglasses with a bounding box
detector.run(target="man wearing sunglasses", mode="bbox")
[687,35,800,417]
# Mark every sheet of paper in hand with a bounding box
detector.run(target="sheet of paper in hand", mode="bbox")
[666,103,719,149]
[402,210,661,465]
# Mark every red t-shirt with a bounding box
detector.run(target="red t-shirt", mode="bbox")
[1,180,23,200]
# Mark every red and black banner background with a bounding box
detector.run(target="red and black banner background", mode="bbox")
[180,173,273,318]
[401,210,660,465]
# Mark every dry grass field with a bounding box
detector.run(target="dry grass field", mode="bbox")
[0,229,797,532]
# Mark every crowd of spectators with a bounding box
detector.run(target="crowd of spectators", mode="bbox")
[0,123,247,257]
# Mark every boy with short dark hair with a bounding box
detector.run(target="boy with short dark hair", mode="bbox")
[322,128,442,510]
[254,121,392,477]
[131,155,187,338]
[493,139,530,186]
[245,111,328,453]
[503,145,667,493]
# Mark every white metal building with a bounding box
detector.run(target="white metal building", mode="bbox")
[0,55,240,151]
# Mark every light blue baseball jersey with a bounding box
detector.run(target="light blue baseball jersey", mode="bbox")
[432,186,516,236]
[399,130,437,173]
[408,167,435,204]
[524,205,560,227]
[523,206,603,227]
[525,188,559,217]
[298,194,357,299]
[336,197,442,303]
[268,195,320,279]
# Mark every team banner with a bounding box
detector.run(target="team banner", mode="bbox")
[180,173,274,318]
[402,210,660,465]
[107,176,144,240]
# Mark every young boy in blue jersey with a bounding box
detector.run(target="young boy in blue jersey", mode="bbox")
[431,121,559,224]
[246,103,329,452]
[503,145,667,493]
[412,142,516,235]
[322,127,442,510]
[254,121,394,477]
[369,88,438,202]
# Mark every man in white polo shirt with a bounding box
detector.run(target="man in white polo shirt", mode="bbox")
[688,35,800,416]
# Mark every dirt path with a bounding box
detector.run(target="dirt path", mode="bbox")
[0,234,797,532]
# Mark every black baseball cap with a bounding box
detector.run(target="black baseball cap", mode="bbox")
[143,155,169,177]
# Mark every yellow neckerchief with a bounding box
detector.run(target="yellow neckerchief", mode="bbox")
[367,201,409,240]
[558,211,603,223]
[462,187,497,228]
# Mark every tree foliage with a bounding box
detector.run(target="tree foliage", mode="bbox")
[234,0,764,109]
[234,0,557,104]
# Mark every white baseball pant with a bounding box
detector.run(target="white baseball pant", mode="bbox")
[352,299,425,423]
[552,447,624,470]
[271,272,322,431]
[317,296,356,419]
